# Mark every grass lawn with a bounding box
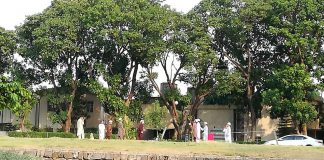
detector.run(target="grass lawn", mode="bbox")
[0,136,323,159]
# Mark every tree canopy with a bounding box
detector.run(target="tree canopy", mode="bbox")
[0,0,321,138]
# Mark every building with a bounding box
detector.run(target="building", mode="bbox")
[0,94,104,130]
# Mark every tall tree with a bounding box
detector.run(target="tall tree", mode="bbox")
[267,0,324,104]
[0,27,15,75]
[17,0,94,132]
[86,0,172,117]
[193,0,273,140]
[262,64,318,135]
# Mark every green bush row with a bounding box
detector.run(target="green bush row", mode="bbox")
[8,131,76,138]
[0,151,40,160]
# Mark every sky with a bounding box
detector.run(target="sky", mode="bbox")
[0,0,201,30]
[0,0,201,95]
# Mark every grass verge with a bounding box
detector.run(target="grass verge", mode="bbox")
[0,136,323,159]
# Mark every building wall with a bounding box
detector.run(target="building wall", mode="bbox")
[82,94,102,128]
[30,94,102,129]
[0,109,15,123]
[197,105,234,130]
[256,107,279,141]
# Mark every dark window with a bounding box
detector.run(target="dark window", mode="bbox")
[295,136,306,140]
[86,101,94,112]
[282,136,294,140]
[47,101,56,112]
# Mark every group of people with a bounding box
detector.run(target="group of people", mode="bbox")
[77,116,232,142]
[190,119,209,143]
[189,119,232,143]
[77,117,145,140]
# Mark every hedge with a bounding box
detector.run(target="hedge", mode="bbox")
[8,131,76,138]
[0,151,40,160]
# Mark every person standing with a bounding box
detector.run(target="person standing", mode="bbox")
[203,122,209,141]
[98,120,105,140]
[137,119,145,140]
[223,122,232,143]
[106,120,113,139]
[196,119,201,143]
[77,117,85,139]
[186,121,193,142]
[192,120,197,142]
[117,118,125,140]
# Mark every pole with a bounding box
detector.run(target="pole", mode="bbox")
[273,131,278,145]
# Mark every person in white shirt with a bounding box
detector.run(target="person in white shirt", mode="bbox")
[223,122,232,143]
[196,119,201,143]
[203,122,209,141]
[98,120,105,140]
[77,117,85,139]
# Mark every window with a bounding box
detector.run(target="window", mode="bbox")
[47,101,56,112]
[282,136,294,140]
[295,136,306,140]
[86,101,94,112]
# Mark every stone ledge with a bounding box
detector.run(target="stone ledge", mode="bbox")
[0,148,287,160]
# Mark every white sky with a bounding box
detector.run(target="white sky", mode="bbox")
[0,0,201,95]
[0,0,201,30]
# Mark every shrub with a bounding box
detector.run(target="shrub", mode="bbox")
[8,131,76,138]
[0,151,40,160]
[84,128,98,134]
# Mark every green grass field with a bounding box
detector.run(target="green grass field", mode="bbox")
[0,136,323,159]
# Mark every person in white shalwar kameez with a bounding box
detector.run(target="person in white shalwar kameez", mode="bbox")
[196,119,201,143]
[203,122,209,141]
[98,121,105,140]
[223,122,232,143]
[77,117,85,139]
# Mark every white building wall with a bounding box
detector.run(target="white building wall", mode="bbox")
[197,105,234,130]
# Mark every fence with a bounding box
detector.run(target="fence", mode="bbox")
[210,128,266,142]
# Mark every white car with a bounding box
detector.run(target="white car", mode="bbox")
[265,135,323,147]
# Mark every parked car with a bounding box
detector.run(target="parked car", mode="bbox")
[264,135,323,146]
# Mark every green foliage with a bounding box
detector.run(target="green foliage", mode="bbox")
[163,88,181,103]
[7,131,76,138]
[0,151,40,160]
[127,100,143,122]
[48,111,67,127]
[144,101,169,129]
[0,77,34,130]
[0,27,15,75]
[89,80,126,116]
[262,64,318,124]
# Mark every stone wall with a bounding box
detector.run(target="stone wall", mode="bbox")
[0,148,284,160]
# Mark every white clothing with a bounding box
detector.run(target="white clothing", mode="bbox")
[196,121,201,142]
[98,123,105,140]
[77,117,85,139]
[223,126,232,143]
[203,125,208,141]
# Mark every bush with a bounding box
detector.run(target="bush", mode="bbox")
[84,128,98,134]
[83,133,118,139]
[0,151,40,160]
[8,131,76,138]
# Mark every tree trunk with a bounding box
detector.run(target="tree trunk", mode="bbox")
[300,123,307,135]
[125,63,138,106]
[64,81,77,133]
[293,120,300,134]
[247,84,256,141]
[19,114,25,132]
